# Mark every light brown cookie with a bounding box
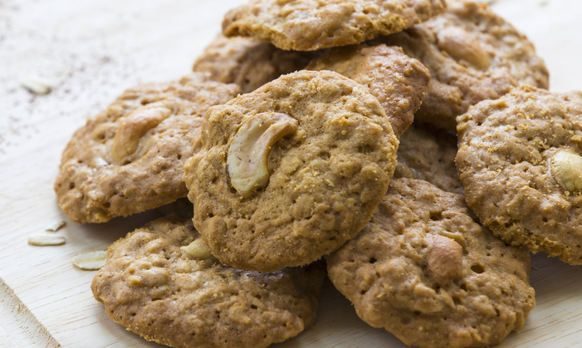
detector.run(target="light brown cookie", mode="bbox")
[376,0,549,131]
[54,73,240,223]
[306,44,430,138]
[327,178,535,348]
[456,85,582,265]
[193,34,318,93]
[184,70,398,272]
[222,0,447,51]
[394,122,462,193]
[92,215,326,348]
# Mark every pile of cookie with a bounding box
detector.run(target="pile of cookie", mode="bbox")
[55,0,582,347]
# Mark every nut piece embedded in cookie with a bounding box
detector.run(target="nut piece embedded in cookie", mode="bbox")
[184,70,398,272]
[227,113,298,198]
[436,26,491,70]
[91,215,326,348]
[427,234,463,280]
[551,150,582,192]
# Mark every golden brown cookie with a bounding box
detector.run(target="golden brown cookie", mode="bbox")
[92,215,326,348]
[457,86,582,265]
[222,0,447,51]
[193,34,318,93]
[376,0,549,131]
[183,70,398,272]
[306,44,430,137]
[327,178,535,348]
[394,122,462,193]
[54,73,240,223]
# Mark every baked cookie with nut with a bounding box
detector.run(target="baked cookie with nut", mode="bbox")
[375,0,549,131]
[222,0,447,51]
[193,34,319,93]
[394,122,462,194]
[327,178,535,348]
[306,44,430,138]
[457,86,582,265]
[184,70,399,272]
[92,214,326,348]
[54,73,240,223]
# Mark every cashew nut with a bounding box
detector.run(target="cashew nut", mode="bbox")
[111,100,177,164]
[227,112,298,198]
[437,27,491,70]
[427,234,463,280]
[551,150,582,192]
[181,239,214,259]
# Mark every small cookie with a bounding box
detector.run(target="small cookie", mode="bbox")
[184,70,398,272]
[193,34,317,93]
[54,73,240,223]
[457,86,582,264]
[327,179,535,348]
[92,215,326,348]
[376,0,549,131]
[306,44,430,137]
[222,0,447,51]
[394,122,462,194]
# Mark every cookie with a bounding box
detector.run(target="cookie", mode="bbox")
[327,178,535,348]
[91,215,326,348]
[183,70,398,272]
[222,0,447,51]
[193,34,318,93]
[54,73,240,223]
[394,122,462,194]
[306,44,430,137]
[376,0,549,131]
[456,85,582,265]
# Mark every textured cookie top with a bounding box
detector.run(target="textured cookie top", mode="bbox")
[54,74,240,223]
[184,70,398,272]
[457,86,582,265]
[306,44,430,137]
[327,179,535,348]
[193,34,317,93]
[394,122,462,193]
[91,215,326,348]
[376,0,549,131]
[222,0,447,51]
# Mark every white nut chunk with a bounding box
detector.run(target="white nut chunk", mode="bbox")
[551,150,582,192]
[111,100,176,164]
[427,234,463,280]
[181,239,213,259]
[227,112,299,197]
[437,27,491,70]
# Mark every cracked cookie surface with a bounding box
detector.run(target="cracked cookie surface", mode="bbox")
[306,44,430,138]
[92,215,325,348]
[456,86,582,264]
[54,73,240,223]
[184,70,398,272]
[376,0,549,131]
[327,178,535,348]
[222,0,447,51]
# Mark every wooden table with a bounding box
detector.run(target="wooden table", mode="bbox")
[2,0,582,346]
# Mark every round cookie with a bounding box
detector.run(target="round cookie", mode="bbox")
[54,73,240,223]
[456,86,582,265]
[394,122,463,194]
[184,70,398,272]
[222,0,447,51]
[92,215,326,348]
[327,178,535,348]
[193,34,318,93]
[306,44,430,138]
[375,0,549,131]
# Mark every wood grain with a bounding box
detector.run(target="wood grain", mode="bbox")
[2,0,582,347]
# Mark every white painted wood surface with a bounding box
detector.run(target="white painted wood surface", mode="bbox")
[2,0,582,347]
